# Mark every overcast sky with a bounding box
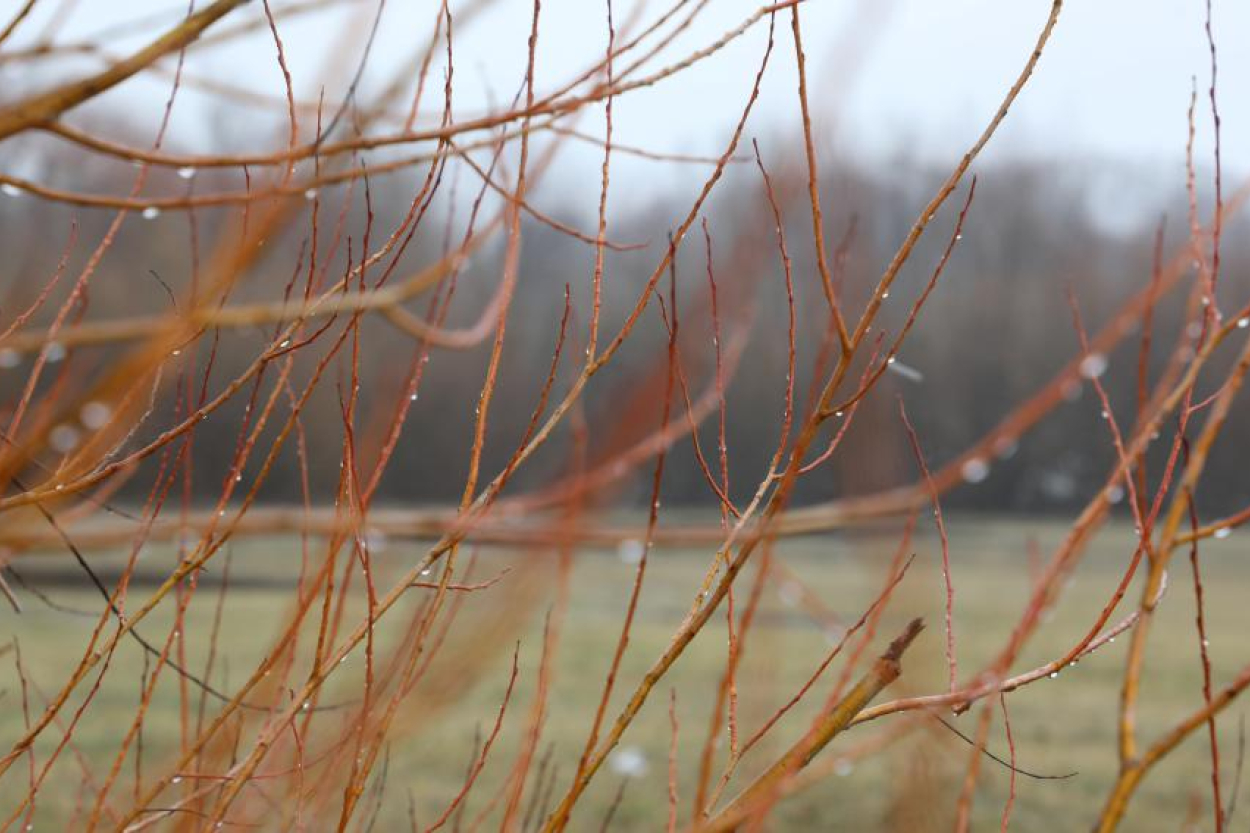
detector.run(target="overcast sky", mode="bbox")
[8,0,1247,219]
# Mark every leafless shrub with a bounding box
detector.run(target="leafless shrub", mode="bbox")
[0,1,1247,830]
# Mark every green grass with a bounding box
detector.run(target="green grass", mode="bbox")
[1,516,1246,830]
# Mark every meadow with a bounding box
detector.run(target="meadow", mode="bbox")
[4,516,1244,830]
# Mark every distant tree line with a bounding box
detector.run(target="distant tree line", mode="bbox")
[2,132,1245,515]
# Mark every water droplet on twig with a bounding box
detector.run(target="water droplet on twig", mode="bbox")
[609,746,649,778]
[49,424,80,452]
[80,401,111,429]
[960,458,990,484]
[617,539,645,565]
[1078,353,1107,379]
[887,359,923,383]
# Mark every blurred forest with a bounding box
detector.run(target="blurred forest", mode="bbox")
[2,127,1247,514]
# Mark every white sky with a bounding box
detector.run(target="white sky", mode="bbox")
[7,0,1247,216]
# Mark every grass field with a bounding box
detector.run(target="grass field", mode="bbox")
[2,515,1246,830]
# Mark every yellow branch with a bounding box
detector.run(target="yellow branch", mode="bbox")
[695,619,924,833]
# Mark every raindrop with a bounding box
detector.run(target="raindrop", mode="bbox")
[1105,485,1124,504]
[141,206,161,220]
[1214,527,1231,540]
[0,348,19,369]
[2,183,22,197]
[887,359,924,383]
[49,424,80,453]
[301,701,311,711]
[833,410,844,418]
[881,290,890,299]
[80,401,111,429]
[278,338,291,348]
[1101,409,1110,420]
[777,581,802,608]
[304,188,318,201]
[177,166,196,180]
[617,539,645,565]
[955,233,963,241]
[1238,318,1249,329]
[1202,638,1211,648]
[172,776,183,785]
[409,393,418,401]
[45,342,66,363]
[608,746,649,778]
[960,458,990,484]
[420,567,432,577]
[1048,671,1059,679]
[1078,353,1108,379]
[364,528,388,553]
